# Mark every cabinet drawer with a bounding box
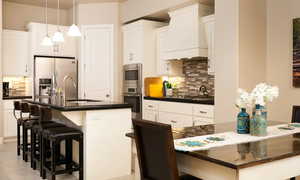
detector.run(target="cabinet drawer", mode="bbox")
[143,110,158,122]
[193,105,214,118]
[193,116,214,126]
[158,112,193,128]
[143,100,159,111]
[159,101,193,115]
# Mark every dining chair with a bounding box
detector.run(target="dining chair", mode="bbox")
[132,119,201,180]
[291,106,300,180]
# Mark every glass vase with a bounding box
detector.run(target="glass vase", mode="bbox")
[237,108,250,134]
[250,104,267,136]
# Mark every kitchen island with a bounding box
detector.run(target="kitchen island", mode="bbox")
[24,98,132,180]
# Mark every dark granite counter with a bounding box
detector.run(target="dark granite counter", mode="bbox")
[127,121,300,169]
[3,95,32,100]
[23,97,132,111]
[144,96,214,105]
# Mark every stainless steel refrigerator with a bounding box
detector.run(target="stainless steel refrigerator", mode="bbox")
[33,55,78,100]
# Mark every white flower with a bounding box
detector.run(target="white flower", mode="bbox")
[250,83,279,106]
[236,88,253,108]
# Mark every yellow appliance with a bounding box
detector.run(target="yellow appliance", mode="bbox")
[144,77,163,97]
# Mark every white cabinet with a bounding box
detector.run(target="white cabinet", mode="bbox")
[122,20,165,77]
[156,27,183,76]
[27,23,77,75]
[3,100,17,137]
[165,3,213,60]
[2,30,29,76]
[143,99,214,128]
[203,15,215,75]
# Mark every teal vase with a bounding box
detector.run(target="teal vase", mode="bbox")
[250,104,267,136]
[237,108,250,134]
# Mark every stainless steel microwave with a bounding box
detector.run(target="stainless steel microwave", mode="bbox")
[123,63,142,94]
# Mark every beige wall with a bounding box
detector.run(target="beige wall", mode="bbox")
[266,0,300,123]
[0,0,3,140]
[3,1,70,31]
[77,3,122,101]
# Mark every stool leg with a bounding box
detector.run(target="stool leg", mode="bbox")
[22,126,26,161]
[17,122,21,156]
[30,129,34,168]
[41,136,46,179]
[24,128,29,162]
[32,130,37,170]
[65,139,73,174]
[51,140,56,180]
[79,136,84,180]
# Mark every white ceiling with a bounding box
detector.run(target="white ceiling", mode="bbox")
[4,0,126,9]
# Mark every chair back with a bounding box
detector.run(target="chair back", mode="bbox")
[29,105,40,118]
[13,101,21,120]
[132,119,179,180]
[39,107,52,127]
[292,106,300,123]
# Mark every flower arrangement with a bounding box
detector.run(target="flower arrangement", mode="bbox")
[236,83,279,108]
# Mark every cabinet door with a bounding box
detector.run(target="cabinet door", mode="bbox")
[156,27,169,75]
[123,27,143,65]
[143,110,158,122]
[2,30,29,76]
[193,116,214,126]
[158,112,193,128]
[4,110,17,137]
[203,15,215,75]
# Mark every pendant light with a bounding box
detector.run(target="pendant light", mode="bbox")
[53,0,64,43]
[68,0,81,37]
[41,0,53,46]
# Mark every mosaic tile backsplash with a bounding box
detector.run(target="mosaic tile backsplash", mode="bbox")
[177,58,215,97]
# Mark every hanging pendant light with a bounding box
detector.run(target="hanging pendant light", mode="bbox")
[41,0,53,46]
[53,0,64,43]
[68,0,81,37]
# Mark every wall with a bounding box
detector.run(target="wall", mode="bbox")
[0,0,3,141]
[3,1,70,31]
[266,0,300,123]
[77,3,122,101]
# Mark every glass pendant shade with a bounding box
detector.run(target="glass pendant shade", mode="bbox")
[68,24,81,37]
[53,31,64,42]
[41,35,53,46]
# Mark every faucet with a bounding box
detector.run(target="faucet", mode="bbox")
[199,85,209,97]
[63,75,77,104]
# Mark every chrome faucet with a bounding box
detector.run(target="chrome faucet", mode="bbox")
[199,85,209,97]
[63,75,77,104]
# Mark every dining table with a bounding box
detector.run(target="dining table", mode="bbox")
[126,121,300,180]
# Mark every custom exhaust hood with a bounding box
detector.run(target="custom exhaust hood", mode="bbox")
[163,3,214,60]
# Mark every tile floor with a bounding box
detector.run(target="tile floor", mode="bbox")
[0,142,135,180]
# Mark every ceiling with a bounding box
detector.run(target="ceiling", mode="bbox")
[4,0,126,9]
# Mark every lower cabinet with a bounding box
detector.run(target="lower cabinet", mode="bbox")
[143,100,214,128]
[3,100,17,137]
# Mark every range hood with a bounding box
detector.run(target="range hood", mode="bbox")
[163,3,213,60]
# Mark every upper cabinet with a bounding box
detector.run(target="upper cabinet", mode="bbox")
[27,23,77,75]
[122,20,165,77]
[164,3,213,60]
[2,30,29,76]
[202,14,215,75]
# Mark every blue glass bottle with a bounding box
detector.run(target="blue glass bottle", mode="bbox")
[237,108,250,134]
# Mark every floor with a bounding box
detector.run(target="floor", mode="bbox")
[0,142,135,180]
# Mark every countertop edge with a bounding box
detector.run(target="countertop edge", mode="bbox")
[144,96,214,105]
[3,96,33,100]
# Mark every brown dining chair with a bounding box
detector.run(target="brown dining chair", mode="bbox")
[132,119,201,180]
[291,106,300,180]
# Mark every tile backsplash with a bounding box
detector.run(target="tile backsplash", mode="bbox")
[176,58,215,97]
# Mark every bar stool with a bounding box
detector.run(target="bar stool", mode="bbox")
[39,107,84,180]
[29,104,66,173]
[13,101,22,156]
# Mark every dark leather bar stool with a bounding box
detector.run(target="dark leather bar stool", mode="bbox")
[13,101,22,156]
[132,119,201,180]
[19,102,39,162]
[29,104,65,173]
[39,107,84,180]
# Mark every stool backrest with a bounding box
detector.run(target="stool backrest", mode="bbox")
[13,101,21,120]
[20,103,30,113]
[39,107,52,127]
[292,106,300,123]
[29,105,40,117]
[132,119,179,180]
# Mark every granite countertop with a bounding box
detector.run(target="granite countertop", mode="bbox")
[144,96,214,105]
[23,97,132,111]
[3,95,33,100]
[127,121,300,169]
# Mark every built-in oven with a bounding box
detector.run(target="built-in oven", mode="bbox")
[123,63,142,94]
[123,93,142,120]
